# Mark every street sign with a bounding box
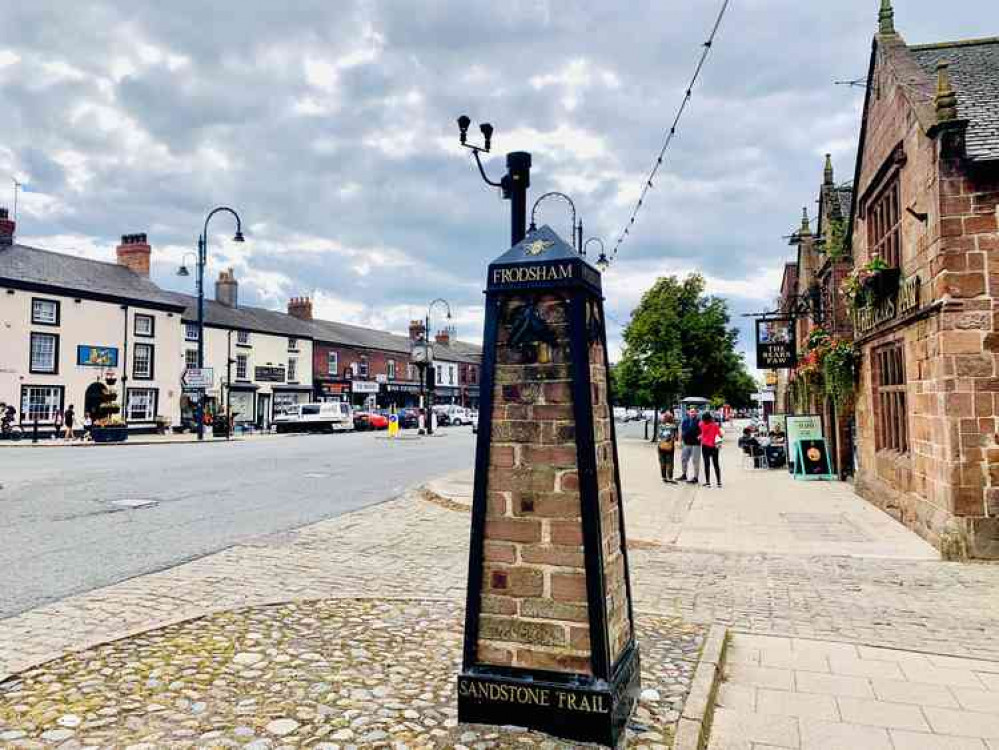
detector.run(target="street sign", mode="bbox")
[181,367,214,389]
[752,391,776,403]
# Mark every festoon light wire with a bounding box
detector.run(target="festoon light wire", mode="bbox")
[609,0,732,266]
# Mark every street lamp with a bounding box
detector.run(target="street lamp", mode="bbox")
[529,192,583,253]
[586,237,610,272]
[419,297,452,436]
[457,115,532,247]
[177,206,245,442]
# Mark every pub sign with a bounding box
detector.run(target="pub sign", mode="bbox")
[755,317,796,369]
[77,345,119,368]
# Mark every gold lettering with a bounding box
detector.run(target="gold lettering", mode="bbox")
[459,680,470,697]
[592,694,608,713]
[557,691,569,709]
[578,694,591,712]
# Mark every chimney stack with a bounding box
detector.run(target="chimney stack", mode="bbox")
[115,233,151,276]
[288,296,314,320]
[216,267,238,308]
[0,207,14,247]
[409,319,426,342]
[435,327,452,345]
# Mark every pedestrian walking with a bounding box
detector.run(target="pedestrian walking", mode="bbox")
[700,411,724,488]
[63,405,76,440]
[679,406,702,484]
[657,412,678,484]
[53,408,63,440]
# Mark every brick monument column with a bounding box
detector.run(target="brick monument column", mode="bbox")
[458,225,640,747]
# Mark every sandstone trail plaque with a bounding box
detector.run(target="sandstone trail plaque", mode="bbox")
[459,226,640,747]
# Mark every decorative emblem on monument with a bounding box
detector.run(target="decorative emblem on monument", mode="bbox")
[459,224,640,747]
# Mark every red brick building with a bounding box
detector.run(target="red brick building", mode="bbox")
[285,297,481,409]
[848,2,999,557]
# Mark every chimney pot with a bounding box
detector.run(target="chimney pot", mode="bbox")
[115,232,151,276]
[216,267,239,308]
[287,295,313,320]
[0,206,13,246]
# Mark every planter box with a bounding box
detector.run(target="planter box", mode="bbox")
[92,425,128,443]
[863,267,901,300]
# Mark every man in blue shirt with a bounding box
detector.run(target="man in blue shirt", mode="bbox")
[679,407,702,484]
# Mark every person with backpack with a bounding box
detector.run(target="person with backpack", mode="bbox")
[678,406,702,484]
[700,411,724,488]
[657,412,678,484]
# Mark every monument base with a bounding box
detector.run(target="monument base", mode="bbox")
[457,644,641,748]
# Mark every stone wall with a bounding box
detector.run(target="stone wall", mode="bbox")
[477,294,592,674]
[852,35,999,558]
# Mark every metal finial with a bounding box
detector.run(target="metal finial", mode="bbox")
[824,154,834,186]
[934,60,958,122]
[878,0,895,34]
[800,207,811,234]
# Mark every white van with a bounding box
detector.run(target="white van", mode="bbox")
[275,402,353,433]
[435,404,473,426]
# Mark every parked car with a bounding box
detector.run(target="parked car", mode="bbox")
[353,411,389,431]
[395,408,420,429]
[437,405,474,426]
[431,406,451,427]
[275,402,353,433]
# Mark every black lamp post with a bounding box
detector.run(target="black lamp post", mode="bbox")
[457,115,532,247]
[529,191,583,253]
[423,297,452,436]
[585,237,611,272]
[177,206,245,441]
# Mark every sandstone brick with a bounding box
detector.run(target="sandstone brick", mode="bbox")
[953,485,985,516]
[514,649,591,674]
[491,421,541,443]
[503,404,530,420]
[940,195,972,215]
[523,445,577,468]
[558,470,579,492]
[520,545,586,568]
[937,272,986,299]
[941,331,984,354]
[476,641,513,666]
[483,541,517,564]
[550,520,584,546]
[485,517,542,544]
[543,382,572,404]
[481,595,518,615]
[479,615,565,647]
[570,626,591,651]
[941,217,964,237]
[491,445,516,469]
[520,599,589,623]
[485,566,543,598]
[532,404,574,421]
[487,491,509,516]
[964,214,997,234]
[940,178,966,197]
[512,492,580,519]
[552,572,588,603]
[955,354,995,378]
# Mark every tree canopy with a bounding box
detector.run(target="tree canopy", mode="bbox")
[611,274,757,409]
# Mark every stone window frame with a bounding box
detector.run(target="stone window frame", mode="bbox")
[134,313,155,338]
[132,342,154,380]
[873,340,909,454]
[29,332,59,374]
[859,144,907,270]
[31,297,60,326]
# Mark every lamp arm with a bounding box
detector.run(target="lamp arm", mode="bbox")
[472,151,503,188]
[202,206,243,244]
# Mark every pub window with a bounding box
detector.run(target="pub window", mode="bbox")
[875,342,908,453]
[185,323,199,341]
[185,349,198,369]
[31,298,60,326]
[866,176,901,268]
[237,330,250,346]
[30,332,59,374]
[288,337,299,352]
[236,354,249,380]
[288,357,298,383]
[21,385,63,423]
[126,388,157,422]
[134,313,155,337]
[133,343,154,380]
[328,351,338,375]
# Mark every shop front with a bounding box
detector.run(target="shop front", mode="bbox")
[383,381,421,408]
[350,379,380,409]
[272,384,313,417]
[434,385,460,406]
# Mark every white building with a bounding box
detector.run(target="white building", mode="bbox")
[0,220,185,432]
[173,270,315,428]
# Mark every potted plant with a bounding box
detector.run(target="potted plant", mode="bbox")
[91,382,127,443]
[842,254,899,310]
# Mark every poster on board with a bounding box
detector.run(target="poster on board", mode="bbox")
[786,415,823,473]
[793,438,836,481]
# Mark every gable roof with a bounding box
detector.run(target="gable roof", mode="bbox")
[910,38,999,162]
[0,242,186,310]
[170,292,315,338]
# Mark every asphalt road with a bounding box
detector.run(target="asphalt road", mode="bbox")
[0,429,475,619]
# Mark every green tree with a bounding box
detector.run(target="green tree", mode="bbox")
[614,274,756,410]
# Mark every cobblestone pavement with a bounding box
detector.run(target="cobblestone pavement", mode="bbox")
[0,599,703,749]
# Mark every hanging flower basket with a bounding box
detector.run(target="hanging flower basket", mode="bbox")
[843,254,897,311]
[863,267,901,300]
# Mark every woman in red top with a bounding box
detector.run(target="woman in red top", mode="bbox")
[699,412,723,488]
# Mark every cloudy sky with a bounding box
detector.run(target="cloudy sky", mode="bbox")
[1,0,993,366]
